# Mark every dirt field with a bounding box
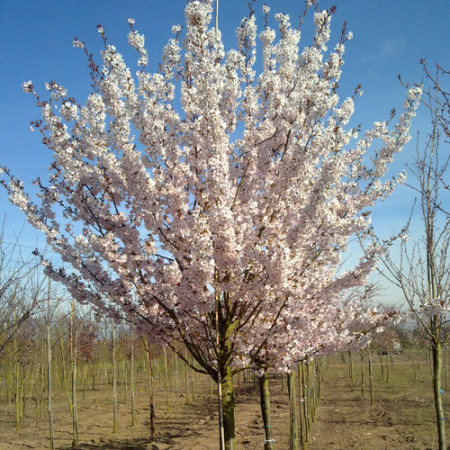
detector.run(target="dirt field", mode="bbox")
[0,351,447,449]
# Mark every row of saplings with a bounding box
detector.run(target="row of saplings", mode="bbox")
[3,315,419,449]
[1,313,330,449]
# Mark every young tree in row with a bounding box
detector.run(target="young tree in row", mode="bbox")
[376,65,449,450]
[1,1,420,448]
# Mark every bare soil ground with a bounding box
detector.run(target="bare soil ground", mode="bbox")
[0,352,447,449]
[310,356,446,449]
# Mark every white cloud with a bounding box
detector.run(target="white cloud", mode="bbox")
[362,37,406,63]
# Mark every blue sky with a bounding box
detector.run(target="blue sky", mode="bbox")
[0,0,449,303]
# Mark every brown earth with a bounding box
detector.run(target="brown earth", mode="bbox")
[0,352,447,449]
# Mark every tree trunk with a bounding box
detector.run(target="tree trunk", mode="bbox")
[297,364,306,449]
[301,362,309,443]
[34,360,42,427]
[348,351,354,386]
[123,360,128,402]
[360,351,365,400]
[14,331,21,430]
[236,372,241,397]
[445,347,448,391]
[174,352,181,410]
[59,328,72,415]
[432,340,446,450]
[143,338,155,441]
[91,364,96,391]
[47,318,54,450]
[368,346,375,406]
[191,358,196,402]
[288,371,300,450]
[163,346,170,411]
[184,349,190,405]
[258,370,274,450]
[71,300,79,447]
[386,349,390,383]
[221,366,236,450]
[130,328,137,427]
[111,320,118,434]
[412,347,417,381]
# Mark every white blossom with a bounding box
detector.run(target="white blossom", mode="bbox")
[60,102,79,121]
[72,38,84,48]
[172,25,182,34]
[22,80,33,93]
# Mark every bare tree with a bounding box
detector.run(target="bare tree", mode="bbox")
[378,66,449,450]
[0,223,44,355]
[419,61,450,141]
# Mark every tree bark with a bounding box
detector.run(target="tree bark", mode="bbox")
[368,346,375,406]
[59,329,72,415]
[258,370,274,450]
[47,315,54,450]
[163,346,171,411]
[445,347,448,391]
[301,362,309,443]
[297,364,306,449]
[142,338,155,441]
[348,351,354,386]
[288,371,300,449]
[111,319,118,434]
[221,366,236,450]
[14,331,21,430]
[386,350,390,383]
[360,351,365,400]
[184,348,190,405]
[130,328,137,427]
[432,340,446,450]
[71,300,79,447]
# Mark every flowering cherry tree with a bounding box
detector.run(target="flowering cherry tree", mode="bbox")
[1,1,421,447]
